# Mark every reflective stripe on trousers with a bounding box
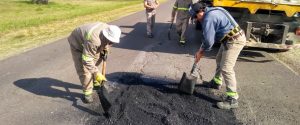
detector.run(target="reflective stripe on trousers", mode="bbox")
[173,6,189,11]
[213,75,222,85]
[214,34,246,99]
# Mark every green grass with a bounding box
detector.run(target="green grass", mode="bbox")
[0,0,141,33]
[0,0,149,60]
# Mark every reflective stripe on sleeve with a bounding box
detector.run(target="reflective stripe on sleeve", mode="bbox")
[82,54,93,62]
[177,7,189,11]
[173,6,189,11]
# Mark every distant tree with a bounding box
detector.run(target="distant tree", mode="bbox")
[32,0,49,4]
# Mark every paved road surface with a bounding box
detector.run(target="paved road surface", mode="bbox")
[0,1,299,124]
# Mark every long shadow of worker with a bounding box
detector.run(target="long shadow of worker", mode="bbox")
[14,77,100,116]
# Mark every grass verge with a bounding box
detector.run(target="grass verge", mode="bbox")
[0,0,146,60]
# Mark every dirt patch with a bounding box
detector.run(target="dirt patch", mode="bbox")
[88,73,242,125]
[270,49,300,74]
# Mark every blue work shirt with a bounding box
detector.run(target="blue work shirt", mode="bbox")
[200,7,238,51]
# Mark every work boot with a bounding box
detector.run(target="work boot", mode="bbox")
[203,80,221,90]
[217,96,238,109]
[147,34,154,38]
[179,40,186,46]
[83,94,93,103]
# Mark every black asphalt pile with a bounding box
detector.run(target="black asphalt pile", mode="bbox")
[90,73,241,125]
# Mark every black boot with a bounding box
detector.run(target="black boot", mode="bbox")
[202,80,221,90]
[217,96,238,109]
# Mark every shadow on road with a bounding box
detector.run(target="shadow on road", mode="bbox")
[114,22,274,64]
[13,77,100,116]
[114,22,202,56]
[239,49,274,63]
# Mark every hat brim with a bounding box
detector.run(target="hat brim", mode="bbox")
[103,28,120,43]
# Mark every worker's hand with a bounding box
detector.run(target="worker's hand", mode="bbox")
[94,73,107,83]
[152,3,159,8]
[195,49,204,63]
[147,6,153,9]
[151,5,155,9]
[100,48,109,61]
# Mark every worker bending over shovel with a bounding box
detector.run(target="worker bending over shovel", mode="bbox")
[190,2,246,109]
[68,22,121,103]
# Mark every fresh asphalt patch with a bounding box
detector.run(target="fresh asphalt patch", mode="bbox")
[87,73,242,125]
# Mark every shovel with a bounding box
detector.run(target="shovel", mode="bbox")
[168,20,174,40]
[97,60,112,117]
[178,63,198,95]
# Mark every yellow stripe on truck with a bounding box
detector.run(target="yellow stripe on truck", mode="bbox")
[213,0,300,17]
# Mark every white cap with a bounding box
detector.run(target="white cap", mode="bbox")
[103,25,121,43]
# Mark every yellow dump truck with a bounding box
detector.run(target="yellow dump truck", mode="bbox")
[206,0,300,49]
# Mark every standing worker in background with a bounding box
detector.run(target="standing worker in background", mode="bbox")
[171,0,192,46]
[144,0,159,38]
[190,2,246,109]
[68,22,121,103]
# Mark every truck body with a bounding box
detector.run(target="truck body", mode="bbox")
[209,0,300,49]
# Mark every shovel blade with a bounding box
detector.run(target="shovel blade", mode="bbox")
[168,30,171,40]
[178,72,197,95]
[168,23,173,40]
[97,84,112,117]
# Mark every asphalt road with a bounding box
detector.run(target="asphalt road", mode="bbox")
[0,0,299,125]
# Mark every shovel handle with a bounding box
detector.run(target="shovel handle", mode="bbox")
[102,61,106,77]
[190,63,197,74]
[169,22,173,29]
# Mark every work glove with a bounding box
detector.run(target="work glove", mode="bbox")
[100,48,109,61]
[195,48,204,63]
[94,72,107,84]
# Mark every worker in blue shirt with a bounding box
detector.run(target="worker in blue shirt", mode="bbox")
[190,2,246,109]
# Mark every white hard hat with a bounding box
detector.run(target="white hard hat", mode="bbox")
[103,25,121,43]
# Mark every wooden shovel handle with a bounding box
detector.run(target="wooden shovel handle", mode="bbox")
[102,61,106,77]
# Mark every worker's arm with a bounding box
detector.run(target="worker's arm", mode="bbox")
[144,1,153,9]
[195,13,218,63]
[201,13,217,51]
[171,1,178,22]
[82,41,99,74]
[100,46,109,61]
[195,47,204,63]
[82,42,107,82]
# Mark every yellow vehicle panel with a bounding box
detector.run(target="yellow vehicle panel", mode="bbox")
[213,0,300,17]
